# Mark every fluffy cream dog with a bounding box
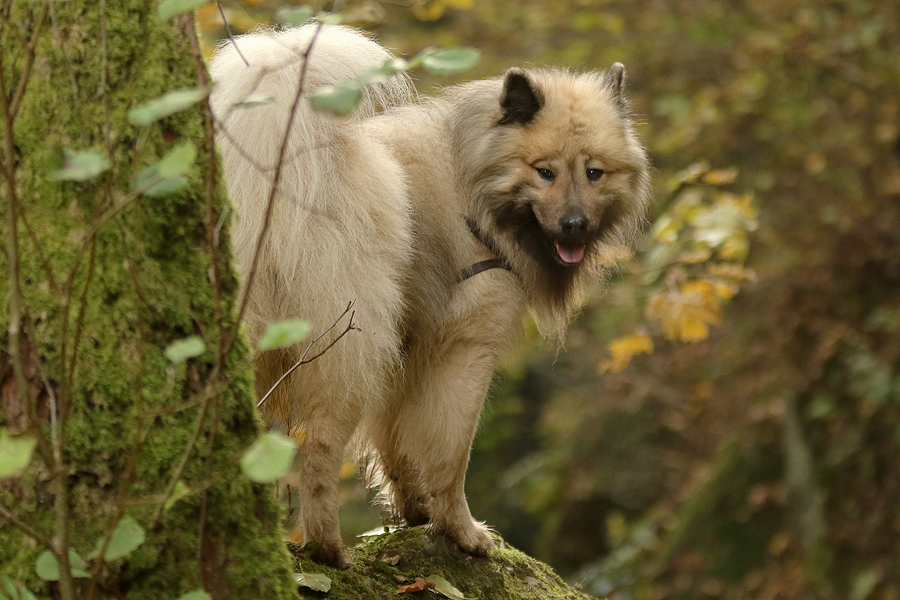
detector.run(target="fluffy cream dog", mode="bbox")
[209,24,651,567]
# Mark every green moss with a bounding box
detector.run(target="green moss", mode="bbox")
[289,528,597,600]
[1,2,294,598]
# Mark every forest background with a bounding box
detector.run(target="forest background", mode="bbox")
[1,0,898,599]
[198,1,900,598]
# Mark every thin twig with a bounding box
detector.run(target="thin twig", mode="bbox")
[224,22,326,357]
[18,203,58,294]
[257,302,359,409]
[0,49,31,435]
[149,391,216,530]
[0,504,54,549]
[216,0,249,67]
[9,1,48,119]
[184,15,227,371]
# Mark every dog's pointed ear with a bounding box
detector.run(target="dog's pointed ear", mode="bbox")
[608,62,628,112]
[499,68,543,125]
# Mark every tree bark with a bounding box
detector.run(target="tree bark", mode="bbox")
[0,2,295,598]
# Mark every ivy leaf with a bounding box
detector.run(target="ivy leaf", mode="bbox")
[258,320,311,351]
[48,149,110,182]
[0,430,37,478]
[34,550,91,581]
[164,336,206,363]
[0,575,37,600]
[310,83,363,116]
[232,94,276,108]
[173,591,211,600]
[145,176,189,197]
[128,87,210,126]
[315,12,344,25]
[294,572,332,593]
[420,48,480,75]
[158,143,197,178]
[240,432,297,483]
[158,0,210,20]
[426,575,474,600]
[88,516,146,561]
[164,480,191,511]
[275,6,314,25]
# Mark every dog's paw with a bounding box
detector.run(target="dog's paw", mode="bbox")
[310,542,353,570]
[441,520,493,556]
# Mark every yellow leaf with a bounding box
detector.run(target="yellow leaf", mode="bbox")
[600,333,654,373]
[413,0,446,20]
[338,460,356,480]
[702,167,739,185]
[646,280,722,342]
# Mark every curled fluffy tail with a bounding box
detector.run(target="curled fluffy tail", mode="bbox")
[209,25,414,423]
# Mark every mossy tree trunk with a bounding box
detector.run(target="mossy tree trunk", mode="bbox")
[0,2,296,598]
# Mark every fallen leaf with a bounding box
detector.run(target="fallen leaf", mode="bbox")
[398,577,435,593]
[426,575,474,599]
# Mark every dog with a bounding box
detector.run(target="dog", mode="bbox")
[209,24,651,568]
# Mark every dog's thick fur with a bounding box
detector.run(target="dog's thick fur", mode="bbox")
[209,24,651,568]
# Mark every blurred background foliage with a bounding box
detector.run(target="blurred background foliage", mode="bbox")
[201,1,900,598]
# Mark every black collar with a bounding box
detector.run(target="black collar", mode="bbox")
[458,218,512,282]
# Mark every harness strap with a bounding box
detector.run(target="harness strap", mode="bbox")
[458,258,507,282]
[458,218,512,282]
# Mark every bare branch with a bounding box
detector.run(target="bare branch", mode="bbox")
[184,14,227,371]
[0,503,54,549]
[224,22,326,356]
[9,1,48,119]
[216,0,249,67]
[257,301,359,409]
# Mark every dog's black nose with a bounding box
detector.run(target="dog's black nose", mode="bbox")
[559,212,588,238]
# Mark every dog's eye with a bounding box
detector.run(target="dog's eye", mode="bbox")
[536,168,555,181]
[586,168,605,181]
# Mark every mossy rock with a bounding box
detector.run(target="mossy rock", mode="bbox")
[289,527,597,600]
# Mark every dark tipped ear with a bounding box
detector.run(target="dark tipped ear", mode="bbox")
[499,68,543,125]
[608,62,628,111]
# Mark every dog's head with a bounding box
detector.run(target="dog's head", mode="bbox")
[483,66,650,272]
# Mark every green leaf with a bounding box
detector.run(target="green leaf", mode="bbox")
[164,480,191,511]
[309,83,363,116]
[158,143,197,178]
[173,591,211,600]
[275,6,314,25]
[145,176,188,197]
[34,550,91,581]
[88,516,146,561]
[48,149,110,182]
[426,575,473,600]
[158,0,209,20]
[420,48,480,75]
[294,572,332,593]
[315,12,344,25]
[258,320,311,351]
[0,430,37,478]
[128,87,210,126]
[240,432,297,483]
[0,575,37,600]
[164,336,206,363]
[233,94,276,108]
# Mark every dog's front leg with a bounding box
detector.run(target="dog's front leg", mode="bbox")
[381,280,524,555]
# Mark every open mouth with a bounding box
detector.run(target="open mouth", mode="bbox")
[553,240,586,264]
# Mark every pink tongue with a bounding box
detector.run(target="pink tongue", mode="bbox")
[555,241,586,264]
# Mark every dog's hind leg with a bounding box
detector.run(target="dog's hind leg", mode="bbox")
[295,394,361,569]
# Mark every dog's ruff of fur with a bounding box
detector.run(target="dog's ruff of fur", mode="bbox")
[209,24,651,568]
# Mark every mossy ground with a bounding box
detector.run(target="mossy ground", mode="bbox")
[290,527,597,600]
